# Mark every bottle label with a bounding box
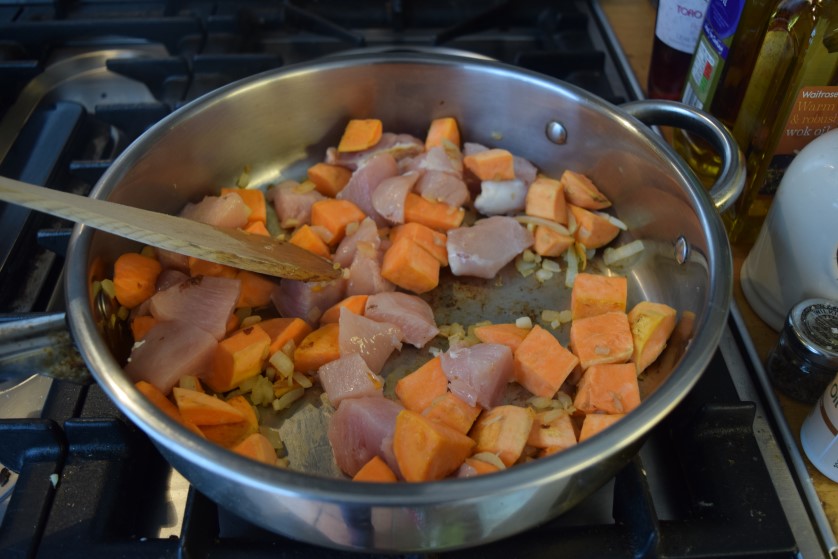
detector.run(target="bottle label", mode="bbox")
[681,0,746,109]
[655,0,710,53]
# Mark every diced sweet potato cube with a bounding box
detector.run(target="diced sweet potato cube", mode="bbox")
[204,325,271,393]
[337,119,383,153]
[320,295,369,324]
[353,455,398,482]
[527,409,577,451]
[235,270,278,309]
[423,392,481,434]
[463,148,515,181]
[568,204,620,249]
[425,117,461,149]
[172,387,247,426]
[403,192,465,231]
[231,433,277,465]
[569,311,633,370]
[311,199,367,247]
[394,410,475,482]
[258,317,313,355]
[390,222,449,266]
[628,301,678,375]
[199,395,259,448]
[293,322,340,373]
[525,175,567,223]
[381,236,440,294]
[533,226,574,258]
[461,456,501,476]
[513,325,579,398]
[578,413,625,442]
[289,224,332,259]
[573,363,640,415]
[560,170,611,210]
[395,356,448,413]
[135,381,204,437]
[307,162,352,197]
[570,272,628,320]
[473,323,531,353]
[470,405,534,467]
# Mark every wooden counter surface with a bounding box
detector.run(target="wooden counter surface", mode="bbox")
[596,0,838,547]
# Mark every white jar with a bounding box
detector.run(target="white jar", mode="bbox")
[802,373,838,482]
[741,127,838,331]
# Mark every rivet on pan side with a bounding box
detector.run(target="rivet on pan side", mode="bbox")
[545,121,567,145]
[675,236,690,264]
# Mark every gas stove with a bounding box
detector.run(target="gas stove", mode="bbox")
[0,1,833,557]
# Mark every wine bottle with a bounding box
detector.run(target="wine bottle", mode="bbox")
[671,0,777,186]
[725,0,838,245]
[648,0,710,100]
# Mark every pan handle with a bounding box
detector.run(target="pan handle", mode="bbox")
[620,99,745,214]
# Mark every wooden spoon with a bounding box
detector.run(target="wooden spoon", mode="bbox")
[0,176,341,282]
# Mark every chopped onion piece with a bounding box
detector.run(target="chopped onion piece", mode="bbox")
[574,243,587,272]
[541,258,561,273]
[541,309,562,322]
[471,452,507,470]
[535,268,553,283]
[272,387,305,411]
[566,211,578,234]
[594,211,628,231]
[565,248,578,288]
[270,350,295,377]
[603,240,646,266]
[514,215,571,236]
[293,372,313,388]
[515,316,533,329]
[529,396,553,409]
[559,310,572,323]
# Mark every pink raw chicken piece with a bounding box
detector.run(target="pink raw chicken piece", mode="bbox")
[179,193,251,229]
[446,216,533,279]
[271,278,345,326]
[318,353,384,408]
[333,217,381,268]
[326,133,425,171]
[155,269,189,292]
[149,275,240,340]
[415,170,470,207]
[125,320,217,394]
[346,244,395,296]
[327,396,404,477]
[338,307,402,374]
[337,152,399,226]
[271,180,326,228]
[371,171,419,225]
[364,292,439,348]
[440,343,514,409]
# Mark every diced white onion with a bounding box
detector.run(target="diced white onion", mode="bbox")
[541,309,561,322]
[535,268,553,283]
[594,211,628,231]
[270,351,295,377]
[515,316,533,329]
[272,387,305,411]
[564,249,578,288]
[293,372,313,388]
[471,452,506,470]
[514,215,571,236]
[541,258,561,273]
[603,240,646,266]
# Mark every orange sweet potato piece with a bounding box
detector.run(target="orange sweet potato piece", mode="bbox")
[231,433,277,465]
[425,117,461,149]
[573,363,640,415]
[259,317,313,355]
[394,356,448,413]
[403,192,465,231]
[135,381,205,437]
[525,175,567,224]
[561,170,611,210]
[113,252,162,309]
[533,226,574,258]
[320,295,369,324]
[393,409,475,482]
[513,325,579,398]
[390,222,448,266]
[463,148,515,181]
[130,315,158,341]
[352,455,398,483]
[423,392,481,434]
[307,162,352,197]
[242,220,271,236]
[381,236,440,294]
[220,187,266,225]
[199,394,259,448]
[473,323,530,353]
[172,386,248,426]
[527,409,577,451]
[628,301,678,375]
[578,413,625,442]
[337,118,383,152]
[470,405,534,467]
[293,322,340,373]
[570,272,628,320]
[310,199,367,247]
[643,311,695,383]
[569,311,634,370]
[187,256,238,279]
[568,204,620,249]
[204,324,271,393]
[289,224,332,259]
[235,270,278,309]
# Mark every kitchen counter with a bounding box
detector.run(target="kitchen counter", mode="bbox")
[597,0,838,548]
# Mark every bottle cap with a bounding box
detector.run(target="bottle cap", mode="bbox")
[786,298,838,370]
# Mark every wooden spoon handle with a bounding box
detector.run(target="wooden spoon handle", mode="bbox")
[0,176,340,282]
